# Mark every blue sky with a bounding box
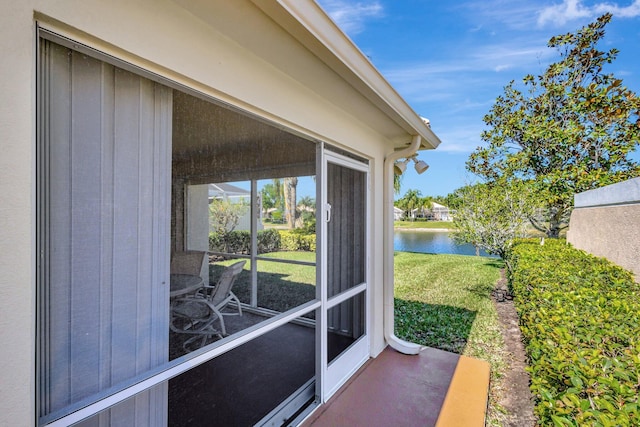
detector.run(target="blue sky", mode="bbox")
[315,0,640,199]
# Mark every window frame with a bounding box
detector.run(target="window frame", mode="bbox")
[36,28,324,427]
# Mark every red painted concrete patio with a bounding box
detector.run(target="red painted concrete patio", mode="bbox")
[302,346,490,427]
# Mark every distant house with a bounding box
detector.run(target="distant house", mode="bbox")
[431,202,452,221]
[1,1,442,426]
[410,202,452,221]
[394,206,405,220]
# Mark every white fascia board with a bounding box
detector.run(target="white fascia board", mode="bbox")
[252,0,441,150]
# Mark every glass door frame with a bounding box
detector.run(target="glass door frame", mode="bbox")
[318,147,371,401]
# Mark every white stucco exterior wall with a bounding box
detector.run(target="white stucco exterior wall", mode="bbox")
[0,3,37,425]
[0,1,431,424]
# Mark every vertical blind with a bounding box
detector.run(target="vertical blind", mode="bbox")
[39,40,172,425]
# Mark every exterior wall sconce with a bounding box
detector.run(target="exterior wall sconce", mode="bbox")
[413,159,429,174]
[394,159,408,175]
[394,155,429,175]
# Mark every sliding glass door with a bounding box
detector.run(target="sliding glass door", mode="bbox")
[38,32,373,426]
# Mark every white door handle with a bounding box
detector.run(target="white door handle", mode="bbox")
[326,203,332,223]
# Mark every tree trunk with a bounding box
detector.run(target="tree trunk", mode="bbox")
[284,177,298,229]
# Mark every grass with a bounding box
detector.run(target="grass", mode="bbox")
[393,251,507,426]
[394,220,454,229]
[213,251,316,314]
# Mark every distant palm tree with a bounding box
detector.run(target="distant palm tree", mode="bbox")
[283,177,298,229]
[402,189,422,220]
[298,196,315,210]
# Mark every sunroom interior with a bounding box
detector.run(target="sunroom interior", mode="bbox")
[169,89,321,426]
[40,35,368,427]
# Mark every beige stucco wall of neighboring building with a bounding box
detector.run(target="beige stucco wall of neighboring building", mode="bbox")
[0,1,432,424]
[567,178,640,283]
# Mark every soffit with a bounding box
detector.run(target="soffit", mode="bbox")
[173,0,440,150]
[252,0,440,150]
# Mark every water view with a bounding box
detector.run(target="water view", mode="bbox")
[394,230,494,257]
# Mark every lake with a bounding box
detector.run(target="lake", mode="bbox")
[394,230,494,257]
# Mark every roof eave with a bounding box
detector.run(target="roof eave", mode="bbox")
[251,0,441,150]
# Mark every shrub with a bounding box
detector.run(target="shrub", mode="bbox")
[210,228,314,254]
[279,230,316,252]
[257,228,281,253]
[507,239,640,426]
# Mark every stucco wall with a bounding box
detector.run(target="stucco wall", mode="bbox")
[0,3,37,425]
[567,178,640,282]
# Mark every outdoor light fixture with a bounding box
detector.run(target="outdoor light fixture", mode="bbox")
[413,159,429,174]
[394,155,429,175]
[394,159,408,175]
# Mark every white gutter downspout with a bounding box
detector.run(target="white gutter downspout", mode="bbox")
[383,135,425,355]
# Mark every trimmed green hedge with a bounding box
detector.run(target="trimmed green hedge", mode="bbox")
[279,230,316,252]
[507,239,640,426]
[209,228,314,253]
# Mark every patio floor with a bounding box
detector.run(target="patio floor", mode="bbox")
[301,346,490,427]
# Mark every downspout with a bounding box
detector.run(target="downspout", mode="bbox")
[383,135,424,355]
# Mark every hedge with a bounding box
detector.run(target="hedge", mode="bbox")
[507,239,639,426]
[279,230,316,252]
[209,228,315,253]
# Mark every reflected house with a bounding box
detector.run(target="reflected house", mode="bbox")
[1,1,488,426]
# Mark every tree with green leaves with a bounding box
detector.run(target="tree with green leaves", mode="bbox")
[416,195,434,219]
[468,14,640,237]
[393,173,402,195]
[261,181,283,212]
[453,181,534,272]
[209,199,249,236]
[396,189,423,220]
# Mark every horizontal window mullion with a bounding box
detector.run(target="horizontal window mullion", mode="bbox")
[256,256,316,267]
[208,251,316,267]
[326,282,366,310]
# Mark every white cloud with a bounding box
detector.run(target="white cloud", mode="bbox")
[459,1,542,31]
[317,0,384,34]
[430,125,486,153]
[383,40,553,93]
[494,64,512,72]
[538,0,640,27]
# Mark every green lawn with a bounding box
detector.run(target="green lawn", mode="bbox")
[394,220,454,229]
[393,251,506,425]
[213,252,316,314]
